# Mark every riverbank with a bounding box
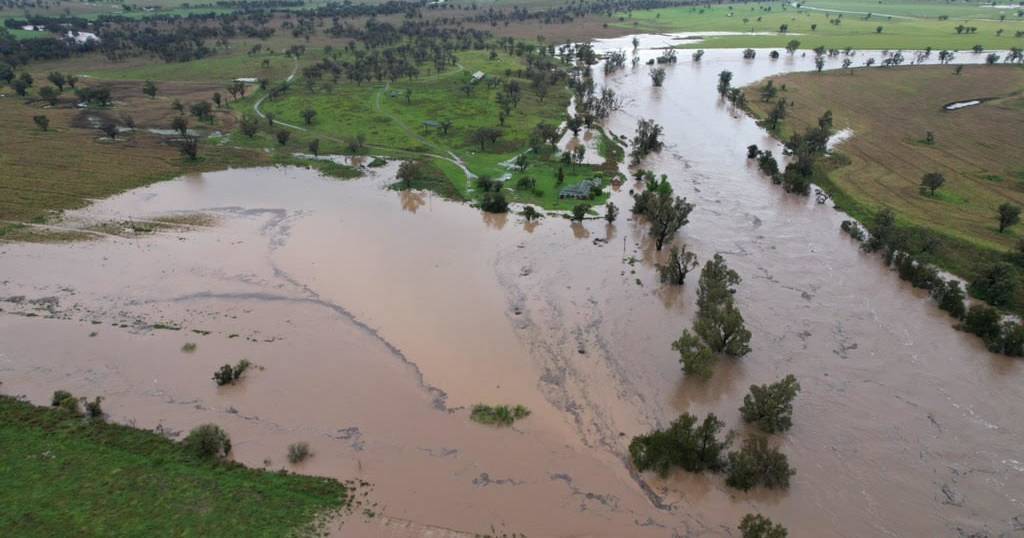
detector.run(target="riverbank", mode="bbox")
[742,63,1024,311]
[0,394,347,536]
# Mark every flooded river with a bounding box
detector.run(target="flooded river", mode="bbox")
[1,42,1021,536]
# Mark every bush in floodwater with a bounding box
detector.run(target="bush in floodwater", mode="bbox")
[739,375,801,434]
[725,435,794,491]
[212,359,252,386]
[961,304,1003,349]
[479,191,509,214]
[287,442,312,464]
[470,404,530,426]
[746,144,759,159]
[181,342,197,353]
[52,390,74,407]
[629,412,731,477]
[673,329,715,378]
[840,220,866,242]
[739,513,788,538]
[968,262,1018,308]
[84,396,104,419]
[184,424,232,460]
[931,279,966,320]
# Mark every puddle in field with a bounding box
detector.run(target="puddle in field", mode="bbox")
[1,43,1022,537]
[944,99,984,110]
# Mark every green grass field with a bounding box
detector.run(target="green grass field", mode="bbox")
[744,64,1024,307]
[0,395,347,536]
[251,48,614,208]
[616,1,1024,50]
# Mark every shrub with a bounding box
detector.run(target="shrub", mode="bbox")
[961,304,1003,346]
[183,424,232,460]
[740,375,801,434]
[470,404,530,426]
[181,342,197,353]
[739,513,788,538]
[287,442,312,464]
[571,204,589,222]
[212,359,252,386]
[726,436,794,491]
[673,330,715,378]
[840,220,865,242]
[935,279,966,319]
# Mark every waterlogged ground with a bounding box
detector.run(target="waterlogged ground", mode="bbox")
[1,43,1022,536]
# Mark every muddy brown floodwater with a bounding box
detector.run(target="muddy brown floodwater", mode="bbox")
[2,42,1022,537]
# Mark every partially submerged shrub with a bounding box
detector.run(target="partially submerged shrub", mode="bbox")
[287,442,312,464]
[51,390,81,414]
[725,436,794,491]
[181,342,197,353]
[184,424,232,460]
[84,396,104,419]
[739,375,801,434]
[51,390,74,407]
[470,404,530,426]
[212,359,252,386]
[739,513,788,538]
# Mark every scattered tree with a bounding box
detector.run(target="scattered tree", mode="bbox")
[308,138,320,157]
[739,514,788,538]
[301,108,317,125]
[32,115,49,131]
[999,203,1021,233]
[276,129,291,145]
[726,435,795,491]
[658,244,698,285]
[143,80,158,99]
[920,172,945,195]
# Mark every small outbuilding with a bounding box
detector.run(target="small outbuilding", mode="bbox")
[470,71,486,84]
[559,179,600,200]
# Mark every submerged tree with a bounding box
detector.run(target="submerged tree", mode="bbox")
[650,66,666,87]
[739,514,789,538]
[726,435,795,491]
[629,118,664,164]
[673,329,714,377]
[694,255,751,357]
[739,375,801,433]
[717,70,733,96]
[657,244,699,285]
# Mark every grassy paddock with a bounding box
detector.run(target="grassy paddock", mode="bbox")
[617,2,1024,50]
[743,64,1024,306]
[0,395,347,536]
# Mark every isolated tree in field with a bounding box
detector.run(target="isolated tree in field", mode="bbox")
[439,119,453,135]
[171,116,188,136]
[556,166,565,185]
[143,80,158,99]
[694,254,751,356]
[190,101,213,122]
[239,114,259,138]
[265,112,275,126]
[471,127,503,150]
[100,123,119,140]
[212,92,223,107]
[998,203,1021,233]
[717,70,733,96]
[33,115,49,131]
[46,72,66,92]
[38,85,59,105]
[726,435,794,491]
[301,108,317,125]
[739,514,788,538]
[920,172,945,195]
[66,75,78,89]
[276,129,291,146]
[308,138,320,157]
[767,99,787,131]
[785,40,801,54]
[673,329,714,377]
[179,134,199,160]
[12,78,28,96]
[740,375,801,433]
[171,99,183,113]
[658,244,698,286]
[650,66,666,87]
[605,201,618,223]
[876,26,884,33]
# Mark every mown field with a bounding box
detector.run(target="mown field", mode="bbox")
[617,1,1024,51]
[0,395,347,536]
[744,64,1024,303]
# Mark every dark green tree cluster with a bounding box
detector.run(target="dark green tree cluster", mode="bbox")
[739,513,788,538]
[740,375,801,434]
[673,255,751,377]
[725,436,795,491]
[629,413,731,477]
[631,174,694,251]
